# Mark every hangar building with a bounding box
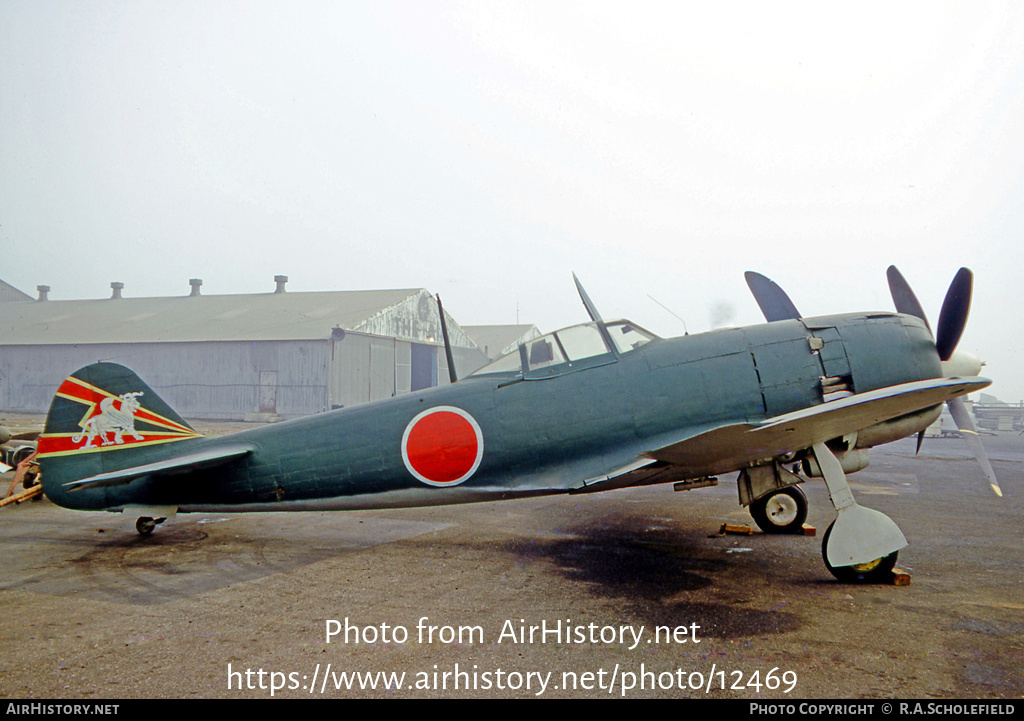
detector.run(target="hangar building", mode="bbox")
[460,324,542,363]
[0,280,32,303]
[0,277,505,421]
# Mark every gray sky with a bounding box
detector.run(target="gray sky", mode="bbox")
[3,1,1024,399]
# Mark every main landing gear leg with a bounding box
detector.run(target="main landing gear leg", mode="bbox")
[811,442,906,583]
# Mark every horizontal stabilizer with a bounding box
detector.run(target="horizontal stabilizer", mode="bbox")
[66,443,254,491]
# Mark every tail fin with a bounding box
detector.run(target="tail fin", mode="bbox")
[38,363,201,509]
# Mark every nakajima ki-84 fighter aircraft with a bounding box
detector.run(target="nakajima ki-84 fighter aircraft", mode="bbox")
[36,267,999,582]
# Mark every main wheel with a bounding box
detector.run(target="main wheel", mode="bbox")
[750,486,808,534]
[821,521,898,583]
[136,517,156,535]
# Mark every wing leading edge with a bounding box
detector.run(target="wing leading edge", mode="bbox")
[578,376,990,491]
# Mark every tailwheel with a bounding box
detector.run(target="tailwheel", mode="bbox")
[750,486,808,534]
[822,521,898,583]
[135,516,166,536]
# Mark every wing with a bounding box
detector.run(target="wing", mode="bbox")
[576,376,989,491]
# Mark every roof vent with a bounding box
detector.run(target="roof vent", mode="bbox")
[274,275,288,293]
[110,282,124,299]
[189,278,202,297]
[36,285,50,302]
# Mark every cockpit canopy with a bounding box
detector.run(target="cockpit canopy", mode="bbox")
[470,320,657,378]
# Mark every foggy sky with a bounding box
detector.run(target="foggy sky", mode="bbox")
[3,1,1024,399]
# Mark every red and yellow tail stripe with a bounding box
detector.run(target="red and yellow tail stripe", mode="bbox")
[37,376,200,458]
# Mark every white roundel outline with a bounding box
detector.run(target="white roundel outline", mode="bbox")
[401,405,485,487]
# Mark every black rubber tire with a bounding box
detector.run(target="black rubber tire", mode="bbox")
[821,520,899,583]
[750,486,808,534]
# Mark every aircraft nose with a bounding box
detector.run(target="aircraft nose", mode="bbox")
[941,349,983,378]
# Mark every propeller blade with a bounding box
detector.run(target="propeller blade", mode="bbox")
[936,268,973,361]
[886,265,931,333]
[947,396,1002,497]
[744,272,801,322]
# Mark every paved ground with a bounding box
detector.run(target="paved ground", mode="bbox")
[0,420,1021,699]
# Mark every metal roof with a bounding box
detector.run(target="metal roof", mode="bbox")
[1,288,475,346]
[0,280,32,302]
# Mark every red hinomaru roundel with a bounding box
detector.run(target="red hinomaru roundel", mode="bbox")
[401,406,484,487]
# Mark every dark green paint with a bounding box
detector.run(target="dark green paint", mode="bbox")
[39,311,942,515]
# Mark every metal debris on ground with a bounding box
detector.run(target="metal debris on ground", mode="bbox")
[0,484,43,507]
[3,452,41,507]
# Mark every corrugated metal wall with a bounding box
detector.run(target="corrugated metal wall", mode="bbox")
[0,335,487,418]
[0,340,330,419]
[328,333,488,409]
[1,293,491,419]
[330,333,403,409]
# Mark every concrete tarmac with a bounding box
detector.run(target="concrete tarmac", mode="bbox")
[0,429,1021,699]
